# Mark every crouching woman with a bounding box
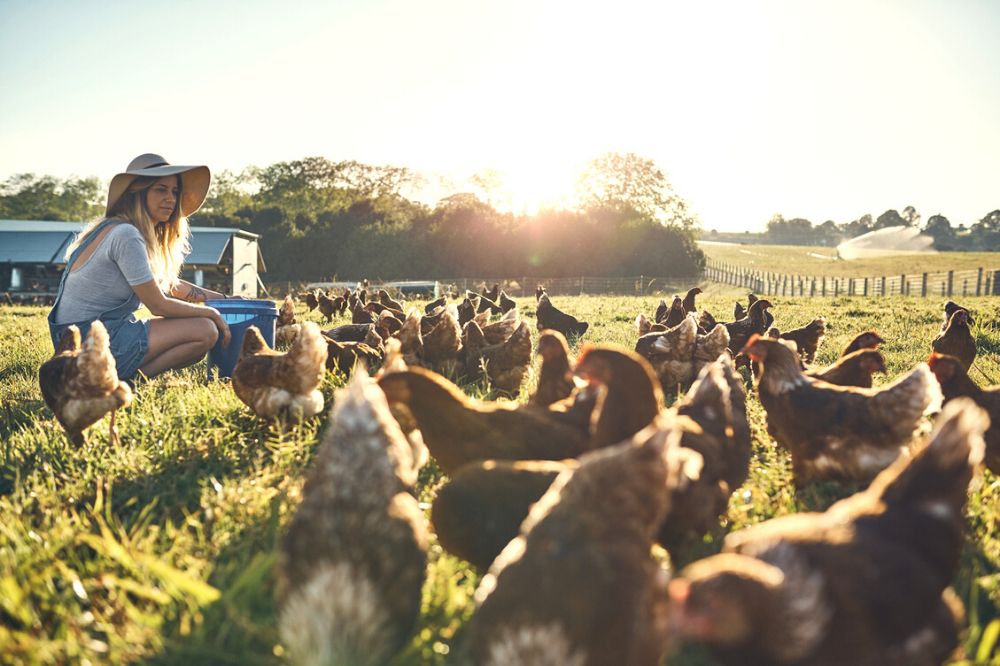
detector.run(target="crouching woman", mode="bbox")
[48,153,233,381]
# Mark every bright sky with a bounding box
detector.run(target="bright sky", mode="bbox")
[2,0,998,232]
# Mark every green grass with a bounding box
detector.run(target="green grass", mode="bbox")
[1,287,998,664]
[699,241,1000,279]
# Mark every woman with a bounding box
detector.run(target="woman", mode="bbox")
[48,153,234,381]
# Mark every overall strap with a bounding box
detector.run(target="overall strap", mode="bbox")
[50,218,123,318]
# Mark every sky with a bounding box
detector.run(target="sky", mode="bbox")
[1,0,999,232]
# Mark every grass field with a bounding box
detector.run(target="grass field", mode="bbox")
[1,287,998,665]
[698,241,1000,279]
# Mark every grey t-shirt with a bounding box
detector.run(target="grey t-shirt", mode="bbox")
[54,222,155,324]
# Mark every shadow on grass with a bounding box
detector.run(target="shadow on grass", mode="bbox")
[140,498,284,666]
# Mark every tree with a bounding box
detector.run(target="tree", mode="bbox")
[0,174,103,221]
[874,209,906,230]
[902,205,920,227]
[970,209,1000,250]
[576,152,699,229]
[923,214,956,250]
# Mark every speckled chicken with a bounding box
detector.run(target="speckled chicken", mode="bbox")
[275,294,301,346]
[38,321,133,446]
[667,398,986,666]
[744,335,942,486]
[466,418,697,666]
[635,315,698,394]
[232,321,327,421]
[277,372,428,666]
[929,352,1000,474]
[932,307,976,371]
[468,320,533,396]
[323,336,382,378]
[377,367,591,474]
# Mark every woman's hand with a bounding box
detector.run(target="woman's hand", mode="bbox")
[207,308,231,348]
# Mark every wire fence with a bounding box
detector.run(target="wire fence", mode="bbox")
[705,260,1000,298]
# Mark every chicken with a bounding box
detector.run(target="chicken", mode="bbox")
[733,301,746,321]
[377,288,405,312]
[498,290,517,314]
[807,349,886,388]
[942,300,974,329]
[350,299,375,324]
[461,320,533,396]
[365,301,404,321]
[574,346,663,450]
[841,330,885,356]
[317,292,343,323]
[682,286,702,314]
[635,315,698,395]
[275,294,301,346]
[482,282,500,303]
[231,321,328,421]
[432,458,571,571]
[744,335,942,486]
[658,296,686,327]
[725,299,773,354]
[376,367,591,475]
[635,313,667,336]
[929,352,1000,474]
[693,324,731,375]
[535,285,546,302]
[779,318,827,364]
[667,399,986,666]
[457,297,478,327]
[324,336,381,378]
[530,330,575,408]
[38,321,133,446]
[376,310,402,339]
[699,309,719,332]
[932,308,976,371]
[277,372,428,666]
[323,323,376,343]
[661,354,752,547]
[536,292,589,339]
[303,290,319,312]
[424,295,446,314]
[481,308,521,345]
[654,299,669,325]
[465,419,696,666]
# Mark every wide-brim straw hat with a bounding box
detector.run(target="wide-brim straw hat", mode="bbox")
[106,153,211,218]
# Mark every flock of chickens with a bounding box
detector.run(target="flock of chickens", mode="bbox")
[35,283,997,665]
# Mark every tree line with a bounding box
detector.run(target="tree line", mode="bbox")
[0,153,706,281]
[757,207,1000,251]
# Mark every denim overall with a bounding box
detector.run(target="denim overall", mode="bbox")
[48,219,151,380]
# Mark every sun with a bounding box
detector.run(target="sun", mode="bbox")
[488,159,582,216]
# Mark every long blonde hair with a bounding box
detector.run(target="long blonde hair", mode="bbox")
[67,176,190,291]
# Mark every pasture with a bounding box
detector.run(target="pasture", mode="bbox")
[1,288,998,665]
[698,241,1000,279]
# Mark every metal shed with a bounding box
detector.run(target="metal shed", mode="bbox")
[0,220,266,301]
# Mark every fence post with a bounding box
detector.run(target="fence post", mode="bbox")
[920,273,928,297]
[946,271,953,297]
[834,279,840,297]
[992,270,999,295]
[977,268,983,296]
[863,277,869,297]
[822,277,826,297]
[962,279,968,296]
[880,276,886,297]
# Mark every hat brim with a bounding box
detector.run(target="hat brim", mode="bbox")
[106,164,211,218]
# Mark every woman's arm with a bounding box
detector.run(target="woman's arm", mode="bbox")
[170,279,226,303]
[132,280,231,347]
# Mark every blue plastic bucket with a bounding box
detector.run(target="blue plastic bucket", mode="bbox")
[205,299,278,379]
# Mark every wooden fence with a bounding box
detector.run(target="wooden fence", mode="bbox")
[704,260,1000,298]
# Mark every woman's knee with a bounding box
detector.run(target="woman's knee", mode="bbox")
[195,317,219,349]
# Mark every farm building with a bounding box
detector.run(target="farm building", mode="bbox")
[0,220,266,302]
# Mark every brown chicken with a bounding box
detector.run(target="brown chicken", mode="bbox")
[682,286,702,314]
[323,323,376,343]
[482,282,500,303]
[942,300,974,329]
[432,458,571,571]
[693,324,731,375]
[350,299,375,324]
[575,346,662,450]
[635,315,698,395]
[807,349,886,388]
[232,321,328,421]
[424,295,446,314]
[744,335,942,486]
[324,336,382,377]
[317,292,344,323]
[38,321,133,446]
[479,308,521,345]
[421,308,463,376]
[636,312,667,336]
[733,301,746,321]
[536,292,589,339]
[277,372,427,666]
[661,354,752,547]
[929,352,1000,473]
[303,290,319,312]
[473,293,503,315]
[530,330,575,408]
[842,330,885,356]
[275,294,300,346]
[667,398,986,666]
[726,299,773,353]
[932,308,976,371]
[465,418,697,666]
[457,296,478,327]
[779,318,827,364]
[658,296,686,327]
[377,367,592,474]
[460,319,532,396]
[377,288,405,312]
[498,290,517,314]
